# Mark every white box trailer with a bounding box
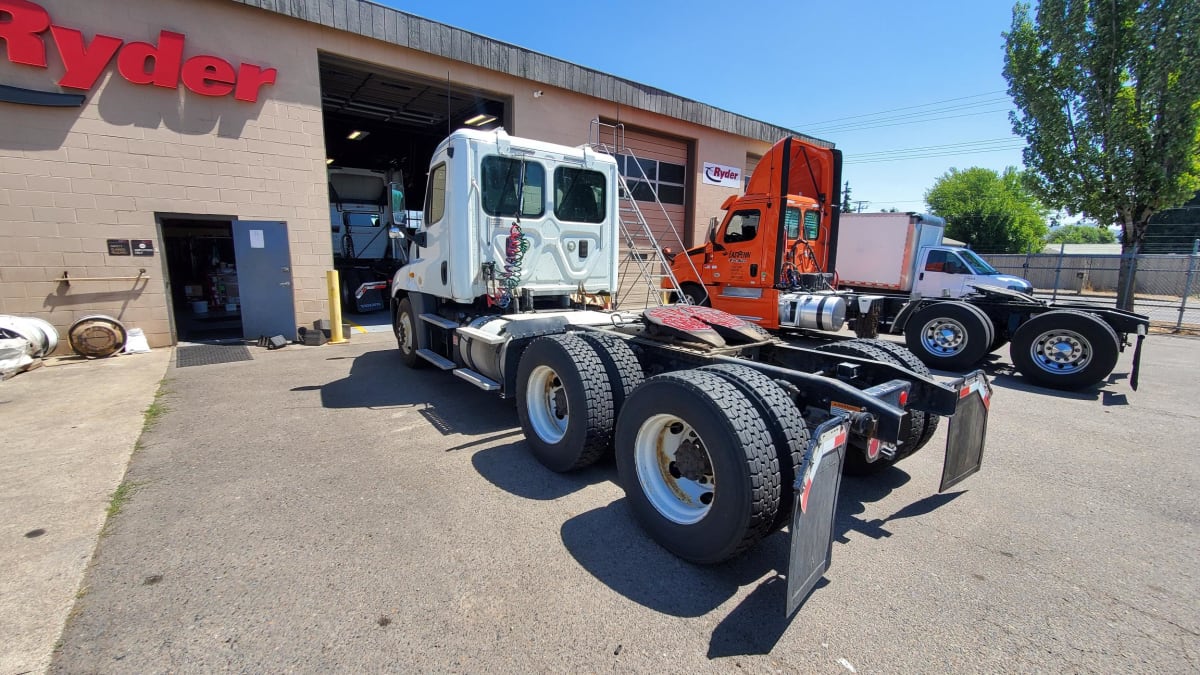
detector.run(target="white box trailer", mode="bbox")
[835,213,945,292]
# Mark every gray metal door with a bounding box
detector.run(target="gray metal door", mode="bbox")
[232,220,296,339]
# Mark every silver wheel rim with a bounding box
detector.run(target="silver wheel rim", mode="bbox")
[1030,329,1092,374]
[634,414,714,524]
[920,317,968,357]
[526,365,568,444]
[398,310,414,353]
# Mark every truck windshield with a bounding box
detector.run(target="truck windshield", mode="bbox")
[959,249,999,275]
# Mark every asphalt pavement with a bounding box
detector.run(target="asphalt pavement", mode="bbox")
[45,331,1200,673]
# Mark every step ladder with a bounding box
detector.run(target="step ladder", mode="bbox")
[588,120,704,309]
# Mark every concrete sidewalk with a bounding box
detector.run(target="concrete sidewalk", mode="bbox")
[0,348,171,674]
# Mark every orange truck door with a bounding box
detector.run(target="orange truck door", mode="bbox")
[708,207,775,322]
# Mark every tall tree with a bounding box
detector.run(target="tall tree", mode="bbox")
[1045,223,1117,244]
[840,181,852,213]
[924,166,1048,253]
[1003,0,1200,309]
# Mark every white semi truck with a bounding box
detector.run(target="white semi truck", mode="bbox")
[385,128,992,612]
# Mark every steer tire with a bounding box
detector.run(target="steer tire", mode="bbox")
[615,370,780,564]
[699,364,809,531]
[394,297,423,368]
[846,338,941,453]
[680,283,711,307]
[1009,310,1120,390]
[815,341,922,475]
[904,301,992,371]
[516,335,614,472]
[575,331,645,420]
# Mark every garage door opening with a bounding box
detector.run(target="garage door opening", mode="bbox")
[318,54,510,327]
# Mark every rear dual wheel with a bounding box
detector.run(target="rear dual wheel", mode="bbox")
[904,301,994,371]
[1010,310,1119,390]
[615,370,782,564]
[516,334,617,472]
[814,340,935,474]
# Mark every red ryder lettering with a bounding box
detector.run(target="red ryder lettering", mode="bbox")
[0,0,276,102]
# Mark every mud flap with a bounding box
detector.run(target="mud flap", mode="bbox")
[940,372,991,492]
[1130,332,1145,391]
[786,417,849,616]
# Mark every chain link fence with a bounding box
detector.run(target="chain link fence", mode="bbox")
[981,240,1200,331]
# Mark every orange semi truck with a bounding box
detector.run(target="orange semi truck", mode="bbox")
[668,137,1150,391]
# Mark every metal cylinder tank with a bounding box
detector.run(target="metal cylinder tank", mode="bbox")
[779,294,847,331]
[456,315,509,382]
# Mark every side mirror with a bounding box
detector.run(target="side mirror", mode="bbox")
[707,216,718,244]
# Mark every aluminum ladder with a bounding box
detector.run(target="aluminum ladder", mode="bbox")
[588,119,702,308]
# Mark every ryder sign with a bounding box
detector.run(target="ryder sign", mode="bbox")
[703,162,742,188]
[0,0,276,103]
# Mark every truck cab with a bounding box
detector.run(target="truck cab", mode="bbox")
[914,246,1034,297]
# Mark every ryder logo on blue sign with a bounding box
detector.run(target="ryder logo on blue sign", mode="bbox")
[702,162,742,188]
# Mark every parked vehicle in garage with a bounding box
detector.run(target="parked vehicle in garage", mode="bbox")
[386,128,992,612]
[666,137,1150,390]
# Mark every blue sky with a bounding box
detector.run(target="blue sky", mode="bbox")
[379,0,1025,213]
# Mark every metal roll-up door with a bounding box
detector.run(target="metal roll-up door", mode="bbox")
[745,153,761,192]
[601,126,691,249]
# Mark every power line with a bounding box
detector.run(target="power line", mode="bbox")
[845,137,1025,159]
[807,98,1011,133]
[844,145,1025,165]
[814,107,1014,135]
[795,90,1008,127]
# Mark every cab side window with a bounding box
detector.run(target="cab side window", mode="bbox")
[723,210,761,243]
[925,249,966,274]
[425,163,447,225]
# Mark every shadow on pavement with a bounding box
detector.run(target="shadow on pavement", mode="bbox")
[293,348,515,436]
[471,442,613,500]
[560,499,787,618]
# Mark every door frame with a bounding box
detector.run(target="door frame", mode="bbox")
[154,212,238,345]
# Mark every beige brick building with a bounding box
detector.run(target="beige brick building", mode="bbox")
[0,0,826,350]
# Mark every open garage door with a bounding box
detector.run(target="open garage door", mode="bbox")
[318,54,509,324]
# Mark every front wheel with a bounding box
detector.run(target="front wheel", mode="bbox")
[615,370,780,564]
[680,283,711,307]
[1009,310,1120,390]
[394,297,422,368]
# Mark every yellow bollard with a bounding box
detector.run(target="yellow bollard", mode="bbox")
[325,270,348,344]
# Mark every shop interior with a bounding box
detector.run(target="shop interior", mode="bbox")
[159,217,243,342]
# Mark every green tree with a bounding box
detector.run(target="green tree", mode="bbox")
[1045,223,1117,244]
[840,181,852,213]
[924,167,1048,252]
[1003,0,1200,309]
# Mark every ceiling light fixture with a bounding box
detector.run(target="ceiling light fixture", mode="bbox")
[326,158,335,165]
[347,130,368,140]
[465,114,497,127]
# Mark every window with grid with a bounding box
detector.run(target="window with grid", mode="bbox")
[615,154,686,206]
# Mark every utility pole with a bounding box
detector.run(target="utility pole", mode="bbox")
[853,201,869,213]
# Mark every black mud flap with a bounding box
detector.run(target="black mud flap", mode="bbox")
[1130,333,1145,391]
[940,372,991,492]
[786,417,849,616]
